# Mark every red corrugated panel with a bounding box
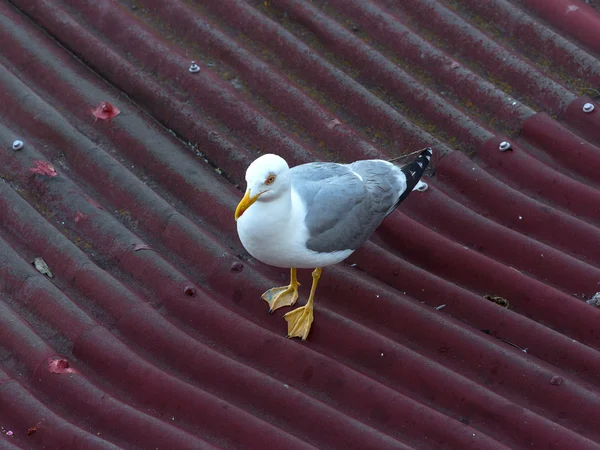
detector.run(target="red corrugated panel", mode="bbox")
[1,0,600,448]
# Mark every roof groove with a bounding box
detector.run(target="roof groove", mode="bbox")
[7,81,596,450]
[0,368,121,450]
[0,156,502,448]
[261,0,493,151]
[0,58,247,270]
[0,298,213,449]
[134,0,386,161]
[310,265,600,440]
[114,306,413,450]
[0,85,517,446]
[516,0,600,56]
[311,0,535,133]
[475,136,600,227]
[448,0,600,89]
[187,0,450,156]
[1,0,254,181]
[0,159,372,449]
[350,241,600,387]
[0,169,409,449]
[48,0,318,164]
[2,0,600,447]
[73,326,322,450]
[4,142,596,440]
[376,0,578,115]
[0,230,309,449]
[521,112,600,187]
[0,180,497,448]
[0,104,564,446]
[403,183,600,296]
[377,212,600,349]
[0,28,243,243]
[434,151,600,268]
[305,312,600,447]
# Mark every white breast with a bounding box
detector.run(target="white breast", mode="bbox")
[236,189,354,269]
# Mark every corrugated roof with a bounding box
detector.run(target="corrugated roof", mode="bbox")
[1,0,600,448]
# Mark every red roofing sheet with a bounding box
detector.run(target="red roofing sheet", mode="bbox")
[1,0,600,448]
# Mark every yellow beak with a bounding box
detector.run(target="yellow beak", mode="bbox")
[235,189,263,220]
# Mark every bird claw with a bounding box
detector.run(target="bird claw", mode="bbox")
[283,304,314,341]
[262,285,299,312]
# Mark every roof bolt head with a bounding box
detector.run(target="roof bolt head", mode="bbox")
[230,262,244,273]
[583,102,595,113]
[12,140,24,151]
[184,285,196,297]
[499,141,511,152]
[188,61,200,73]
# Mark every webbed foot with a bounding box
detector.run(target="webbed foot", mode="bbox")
[283,267,322,341]
[284,304,314,341]
[261,268,300,312]
[262,284,299,312]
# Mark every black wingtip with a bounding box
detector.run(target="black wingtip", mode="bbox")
[396,147,433,205]
[420,147,433,162]
[403,148,432,180]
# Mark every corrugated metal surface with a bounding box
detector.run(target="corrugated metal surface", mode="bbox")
[1,0,600,448]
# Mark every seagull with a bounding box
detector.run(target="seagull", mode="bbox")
[235,148,432,340]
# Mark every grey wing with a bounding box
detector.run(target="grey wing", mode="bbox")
[291,161,405,253]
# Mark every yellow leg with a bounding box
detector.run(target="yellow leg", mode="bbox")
[262,268,300,312]
[284,268,322,341]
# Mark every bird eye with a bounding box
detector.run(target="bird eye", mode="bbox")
[265,174,276,185]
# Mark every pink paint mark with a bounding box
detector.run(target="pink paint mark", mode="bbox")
[327,119,341,129]
[48,358,78,374]
[91,101,120,121]
[30,160,57,177]
[84,195,103,209]
[132,243,151,252]
[565,5,578,14]
[74,212,86,223]
[28,422,42,436]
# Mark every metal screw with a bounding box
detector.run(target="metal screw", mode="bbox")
[230,262,244,273]
[12,140,23,151]
[184,285,196,296]
[499,141,511,152]
[189,61,200,73]
[583,102,595,113]
[415,181,428,192]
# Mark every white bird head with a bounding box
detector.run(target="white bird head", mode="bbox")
[235,154,291,220]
